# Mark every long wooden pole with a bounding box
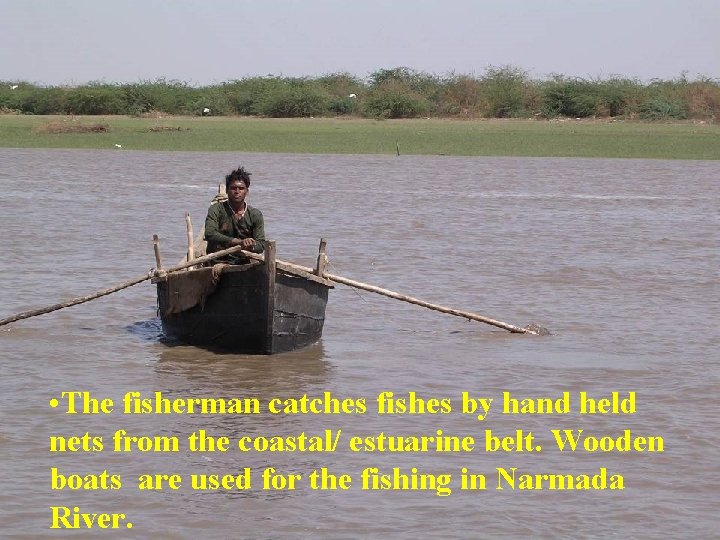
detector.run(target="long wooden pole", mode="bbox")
[0,244,251,327]
[323,272,533,334]
[0,274,152,327]
[239,251,536,334]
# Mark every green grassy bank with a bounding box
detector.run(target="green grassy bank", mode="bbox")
[1,115,718,159]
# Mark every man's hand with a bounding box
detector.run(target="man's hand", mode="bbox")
[241,238,256,249]
[230,238,256,249]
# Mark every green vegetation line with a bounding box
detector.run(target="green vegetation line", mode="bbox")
[2,67,719,121]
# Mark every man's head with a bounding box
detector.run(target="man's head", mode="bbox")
[225,166,251,206]
[225,166,252,190]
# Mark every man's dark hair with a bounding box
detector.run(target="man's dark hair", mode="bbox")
[225,166,252,190]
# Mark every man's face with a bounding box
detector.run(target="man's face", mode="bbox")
[228,179,248,205]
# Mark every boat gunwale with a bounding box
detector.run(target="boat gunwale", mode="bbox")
[152,257,335,288]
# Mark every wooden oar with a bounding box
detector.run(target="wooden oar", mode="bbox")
[324,272,534,333]
[0,243,251,327]
[238,251,539,335]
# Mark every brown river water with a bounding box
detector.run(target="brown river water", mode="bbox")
[0,148,718,539]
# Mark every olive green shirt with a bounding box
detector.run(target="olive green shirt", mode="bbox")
[204,201,266,254]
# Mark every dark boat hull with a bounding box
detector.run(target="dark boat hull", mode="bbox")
[156,263,330,354]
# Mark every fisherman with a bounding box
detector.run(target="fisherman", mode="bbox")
[204,165,266,263]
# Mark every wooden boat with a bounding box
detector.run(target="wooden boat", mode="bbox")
[152,195,334,354]
[149,189,536,355]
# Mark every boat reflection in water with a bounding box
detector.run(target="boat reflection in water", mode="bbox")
[154,340,331,392]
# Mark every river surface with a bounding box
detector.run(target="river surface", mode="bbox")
[0,148,718,539]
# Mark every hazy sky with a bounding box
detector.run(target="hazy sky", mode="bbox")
[1,0,717,85]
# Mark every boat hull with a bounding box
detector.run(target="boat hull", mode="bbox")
[156,264,330,354]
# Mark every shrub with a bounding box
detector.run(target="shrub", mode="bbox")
[182,87,232,116]
[540,77,599,118]
[27,88,68,114]
[367,67,443,114]
[363,87,429,119]
[440,75,482,117]
[680,79,720,119]
[222,77,298,115]
[593,77,641,117]
[222,79,261,115]
[255,81,328,117]
[327,97,359,116]
[639,98,687,120]
[479,66,532,118]
[0,84,67,114]
[64,84,124,115]
[316,72,362,116]
[121,84,156,116]
[316,72,363,97]
[368,67,415,88]
[131,79,198,115]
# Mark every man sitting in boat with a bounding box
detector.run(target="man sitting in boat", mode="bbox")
[204,166,266,263]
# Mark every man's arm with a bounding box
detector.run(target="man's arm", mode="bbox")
[247,208,266,253]
[204,203,235,248]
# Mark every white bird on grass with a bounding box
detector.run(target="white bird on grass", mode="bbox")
[348,93,356,98]
[114,144,122,148]
[10,85,18,90]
